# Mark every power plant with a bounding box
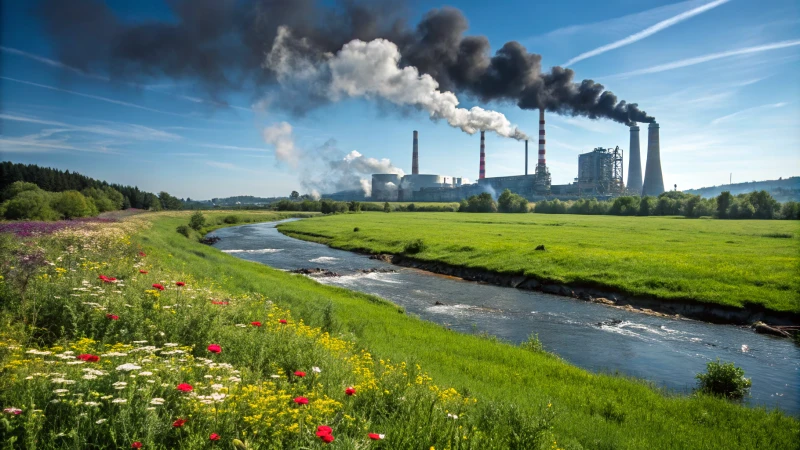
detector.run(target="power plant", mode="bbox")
[370,111,665,202]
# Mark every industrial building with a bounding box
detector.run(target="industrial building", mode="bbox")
[367,109,664,202]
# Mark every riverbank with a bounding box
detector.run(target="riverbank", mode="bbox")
[277,213,800,327]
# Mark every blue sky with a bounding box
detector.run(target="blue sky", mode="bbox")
[1,0,798,199]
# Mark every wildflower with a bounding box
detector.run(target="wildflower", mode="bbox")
[279,319,287,324]
[369,433,385,440]
[211,300,229,305]
[150,398,165,405]
[270,374,281,379]
[116,363,142,372]
[152,284,165,291]
[250,321,262,327]
[112,381,128,389]
[77,354,100,363]
[207,344,222,354]
[131,442,142,449]
[173,418,187,428]
[96,419,107,424]
[98,275,117,283]
[176,383,193,392]
[139,270,148,274]
[176,281,185,287]
[163,343,179,347]
[106,314,119,320]
[447,413,458,420]
[139,252,146,257]
[345,387,356,396]
[138,371,153,376]
[294,371,306,378]
[210,433,220,441]
[316,425,333,437]
[3,407,22,415]
[85,402,100,407]
[112,398,127,404]
[320,434,334,443]
[312,366,321,373]
[293,397,309,405]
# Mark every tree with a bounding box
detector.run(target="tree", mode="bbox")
[52,191,93,219]
[1,181,41,202]
[498,189,529,213]
[1,190,58,220]
[158,191,182,210]
[189,211,206,231]
[290,191,300,199]
[716,191,733,218]
[384,202,391,213]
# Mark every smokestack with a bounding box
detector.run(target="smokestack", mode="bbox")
[479,130,486,179]
[627,125,642,194]
[412,130,419,175]
[538,109,546,166]
[642,122,665,196]
[525,140,529,176]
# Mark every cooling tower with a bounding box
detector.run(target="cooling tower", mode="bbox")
[479,130,486,179]
[641,122,664,196]
[627,125,643,194]
[412,130,419,175]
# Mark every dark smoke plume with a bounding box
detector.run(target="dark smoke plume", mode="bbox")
[36,0,654,125]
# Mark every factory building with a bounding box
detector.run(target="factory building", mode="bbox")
[365,111,664,202]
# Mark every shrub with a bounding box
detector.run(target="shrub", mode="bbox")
[223,214,241,224]
[695,359,751,400]
[384,202,391,213]
[403,238,426,254]
[176,224,191,237]
[460,193,497,213]
[189,211,206,230]
[520,334,545,353]
[498,189,529,213]
[52,190,95,219]
[353,227,360,232]
[1,190,59,221]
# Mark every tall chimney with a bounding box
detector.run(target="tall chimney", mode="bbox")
[412,130,419,175]
[538,109,546,166]
[627,125,642,194]
[642,122,665,196]
[525,140,529,175]
[479,130,486,179]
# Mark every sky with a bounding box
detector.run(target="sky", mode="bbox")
[1,0,798,200]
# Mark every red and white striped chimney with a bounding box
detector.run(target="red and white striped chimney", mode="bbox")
[479,130,486,179]
[538,109,546,166]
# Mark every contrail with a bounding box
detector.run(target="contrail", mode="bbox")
[563,0,731,66]
[607,39,800,78]
[710,102,788,125]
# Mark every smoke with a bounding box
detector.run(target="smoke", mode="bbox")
[36,1,654,125]
[266,27,527,139]
[262,121,404,196]
[262,122,298,166]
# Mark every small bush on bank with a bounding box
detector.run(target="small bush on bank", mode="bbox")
[176,224,191,238]
[188,211,206,230]
[696,359,751,400]
[403,238,426,254]
[223,214,241,224]
[520,334,545,353]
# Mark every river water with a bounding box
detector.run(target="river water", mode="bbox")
[212,220,799,415]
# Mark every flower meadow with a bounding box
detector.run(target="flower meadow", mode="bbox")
[0,217,558,449]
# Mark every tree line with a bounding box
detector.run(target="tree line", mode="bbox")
[0,162,182,212]
[457,189,799,219]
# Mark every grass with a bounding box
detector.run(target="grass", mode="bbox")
[1,211,798,449]
[278,212,800,314]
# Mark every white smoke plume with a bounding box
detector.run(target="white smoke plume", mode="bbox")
[262,120,403,197]
[266,26,528,140]
[262,122,298,166]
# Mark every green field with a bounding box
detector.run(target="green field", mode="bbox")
[278,212,800,314]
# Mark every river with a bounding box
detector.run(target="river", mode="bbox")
[211,220,799,415]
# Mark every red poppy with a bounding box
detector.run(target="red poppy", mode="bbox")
[77,354,99,362]
[294,371,306,377]
[209,433,220,441]
[320,434,334,443]
[139,270,148,274]
[279,319,287,324]
[176,281,185,287]
[250,321,262,327]
[293,397,309,405]
[105,314,119,321]
[211,300,229,305]
[368,433,385,440]
[316,425,333,437]
[152,284,165,291]
[172,418,186,428]
[207,344,222,354]
[138,252,146,257]
[131,442,142,449]
[345,387,356,396]
[98,275,117,283]
[176,383,193,392]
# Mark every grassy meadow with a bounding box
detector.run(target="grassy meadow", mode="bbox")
[1,211,798,449]
[278,213,800,314]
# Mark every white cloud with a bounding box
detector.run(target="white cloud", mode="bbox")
[563,0,730,66]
